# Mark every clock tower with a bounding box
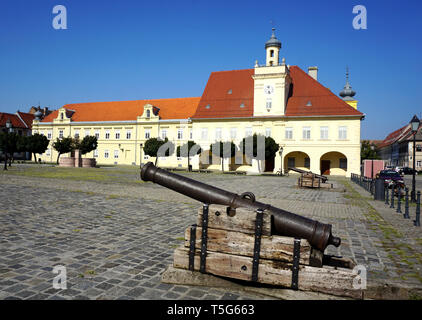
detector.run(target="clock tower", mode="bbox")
[253,29,291,117]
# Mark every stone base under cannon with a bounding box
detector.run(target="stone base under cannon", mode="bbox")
[166,204,363,299]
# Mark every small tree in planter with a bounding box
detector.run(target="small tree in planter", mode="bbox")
[176,140,202,171]
[144,137,174,166]
[78,136,98,156]
[52,136,73,164]
[0,132,19,170]
[240,134,279,172]
[210,141,237,172]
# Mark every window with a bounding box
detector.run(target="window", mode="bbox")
[114,150,119,159]
[339,158,347,169]
[270,50,274,57]
[266,99,272,111]
[245,127,253,137]
[59,130,64,139]
[47,131,52,139]
[416,144,422,152]
[177,128,183,140]
[95,130,100,139]
[60,113,64,120]
[285,127,293,140]
[215,128,222,140]
[115,130,120,140]
[160,129,167,140]
[146,109,151,118]
[304,157,310,169]
[93,149,98,158]
[338,126,347,140]
[104,150,109,158]
[143,155,149,160]
[201,128,208,140]
[189,129,193,140]
[145,129,151,139]
[74,130,79,139]
[105,130,110,140]
[126,130,132,139]
[230,128,237,140]
[417,160,421,167]
[265,128,271,138]
[288,157,295,168]
[302,127,311,140]
[84,130,90,137]
[320,126,329,140]
[46,149,51,156]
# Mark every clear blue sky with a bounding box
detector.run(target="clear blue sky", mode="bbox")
[0,0,421,140]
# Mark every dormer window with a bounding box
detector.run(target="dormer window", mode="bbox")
[60,113,64,120]
[227,89,232,94]
[146,109,151,118]
[205,104,211,109]
[240,103,245,108]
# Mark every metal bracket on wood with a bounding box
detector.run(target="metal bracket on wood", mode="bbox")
[251,208,264,282]
[188,224,197,271]
[200,203,209,273]
[291,238,301,290]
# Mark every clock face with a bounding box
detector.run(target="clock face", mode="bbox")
[264,85,274,95]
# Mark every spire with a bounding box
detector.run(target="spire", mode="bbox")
[339,66,356,101]
[265,28,281,49]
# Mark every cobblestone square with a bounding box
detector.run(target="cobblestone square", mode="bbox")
[0,165,421,300]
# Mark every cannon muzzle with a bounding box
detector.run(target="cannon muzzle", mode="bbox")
[141,162,341,251]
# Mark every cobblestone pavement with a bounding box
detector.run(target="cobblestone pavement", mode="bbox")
[0,165,421,300]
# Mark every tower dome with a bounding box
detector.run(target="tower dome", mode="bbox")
[265,28,282,49]
[339,67,356,101]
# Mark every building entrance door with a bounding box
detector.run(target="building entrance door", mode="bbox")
[321,160,330,175]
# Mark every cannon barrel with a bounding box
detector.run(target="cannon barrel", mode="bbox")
[141,162,341,251]
[288,167,328,183]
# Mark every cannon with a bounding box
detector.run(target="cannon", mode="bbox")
[140,162,341,252]
[288,167,328,183]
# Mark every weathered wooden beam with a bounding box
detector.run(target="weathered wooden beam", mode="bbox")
[173,246,362,299]
[197,205,271,236]
[184,226,319,266]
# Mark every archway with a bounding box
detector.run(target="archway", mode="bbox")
[320,152,347,176]
[283,151,311,173]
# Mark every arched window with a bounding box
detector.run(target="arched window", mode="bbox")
[146,109,151,118]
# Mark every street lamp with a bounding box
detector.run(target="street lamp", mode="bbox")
[410,115,420,202]
[279,146,283,175]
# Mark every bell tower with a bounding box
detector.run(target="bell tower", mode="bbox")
[253,28,291,117]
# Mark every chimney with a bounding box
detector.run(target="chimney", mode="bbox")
[308,66,318,81]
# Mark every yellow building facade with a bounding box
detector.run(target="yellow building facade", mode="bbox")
[32,30,364,177]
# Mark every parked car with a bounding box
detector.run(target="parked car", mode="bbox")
[400,167,417,175]
[377,170,405,189]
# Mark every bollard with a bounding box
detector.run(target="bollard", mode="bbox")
[404,187,410,219]
[385,185,389,205]
[396,186,402,214]
[414,191,420,227]
[390,186,395,208]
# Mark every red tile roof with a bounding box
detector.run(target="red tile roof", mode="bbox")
[192,66,364,119]
[378,124,415,148]
[16,112,35,129]
[41,97,201,122]
[0,112,32,129]
[285,66,363,117]
[193,69,254,119]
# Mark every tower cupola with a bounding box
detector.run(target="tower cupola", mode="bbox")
[265,28,281,66]
[339,67,358,109]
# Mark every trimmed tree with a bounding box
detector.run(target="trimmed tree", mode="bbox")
[144,137,174,166]
[79,136,98,156]
[361,140,379,160]
[0,132,19,170]
[52,136,73,164]
[176,140,202,171]
[210,141,237,172]
[240,134,279,172]
[26,133,49,163]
